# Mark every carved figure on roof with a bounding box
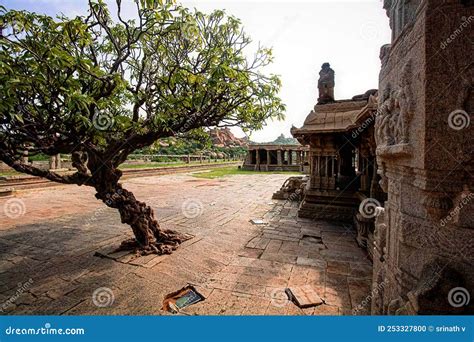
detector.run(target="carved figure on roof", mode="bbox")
[317,63,335,104]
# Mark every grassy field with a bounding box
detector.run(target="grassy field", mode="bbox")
[118,160,233,169]
[0,160,238,177]
[0,170,21,177]
[191,166,301,179]
[1,165,300,179]
[119,162,188,169]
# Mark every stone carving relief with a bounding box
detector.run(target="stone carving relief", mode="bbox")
[448,187,474,228]
[372,207,388,314]
[375,60,414,150]
[375,84,394,147]
[400,216,474,259]
[372,269,387,314]
[422,192,453,220]
[398,260,472,314]
[377,162,389,193]
[395,61,414,144]
[374,207,388,261]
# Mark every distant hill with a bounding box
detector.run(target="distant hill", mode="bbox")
[272,134,298,145]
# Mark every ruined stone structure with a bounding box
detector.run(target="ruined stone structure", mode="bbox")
[291,65,385,256]
[371,0,474,315]
[1,154,63,172]
[272,176,308,201]
[247,69,389,257]
[242,144,309,172]
[49,154,62,170]
[288,0,473,315]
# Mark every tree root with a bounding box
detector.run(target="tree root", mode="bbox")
[116,229,190,256]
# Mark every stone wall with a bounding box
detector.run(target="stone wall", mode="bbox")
[372,0,474,314]
[372,0,473,314]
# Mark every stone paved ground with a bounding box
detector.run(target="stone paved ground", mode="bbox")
[0,172,372,315]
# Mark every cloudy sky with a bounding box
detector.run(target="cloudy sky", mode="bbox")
[1,0,391,142]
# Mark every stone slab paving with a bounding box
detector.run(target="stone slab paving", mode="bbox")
[0,172,372,315]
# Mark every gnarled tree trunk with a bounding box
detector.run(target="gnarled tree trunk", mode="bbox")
[94,169,186,255]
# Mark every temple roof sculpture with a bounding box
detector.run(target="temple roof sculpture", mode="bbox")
[292,62,378,143]
[317,63,335,104]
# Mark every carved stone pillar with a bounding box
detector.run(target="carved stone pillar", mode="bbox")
[372,0,474,314]
[255,149,260,171]
[49,154,62,170]
[22,151,28,164]
[49,155,56,170]
[359,147,371,193]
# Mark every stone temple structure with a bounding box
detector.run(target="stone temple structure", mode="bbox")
[287,0,473,315]
[371,0,473,315]
[291,67,384,258]
[242,144,309,172]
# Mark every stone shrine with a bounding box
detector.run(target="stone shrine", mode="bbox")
[291,65,385,258]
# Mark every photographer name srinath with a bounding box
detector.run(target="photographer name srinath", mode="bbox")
[435,326,466,333]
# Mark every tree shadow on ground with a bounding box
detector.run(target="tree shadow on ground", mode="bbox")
[0,211,133,315]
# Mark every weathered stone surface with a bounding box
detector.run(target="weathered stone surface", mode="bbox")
[0,172,370,315]
[296,257,327,269]
[287,285,324,308]
[371,0,474,315]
